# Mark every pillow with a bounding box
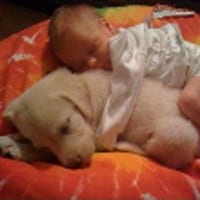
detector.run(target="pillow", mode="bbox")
[0,5,200,200]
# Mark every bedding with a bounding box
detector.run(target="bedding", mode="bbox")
[0,4,200,200]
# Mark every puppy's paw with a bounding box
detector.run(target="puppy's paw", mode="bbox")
[0,135,56,162]
[0,135,23,159]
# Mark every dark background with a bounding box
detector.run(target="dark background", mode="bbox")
[6,0,200,14]
[0,0,48,39]
[0,0,199,40]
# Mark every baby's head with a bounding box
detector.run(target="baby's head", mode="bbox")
[48,4,115,71]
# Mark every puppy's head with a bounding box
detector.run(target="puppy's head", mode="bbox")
[3,68,96,168]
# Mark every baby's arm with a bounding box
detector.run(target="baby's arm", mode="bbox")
[97,26,147,150]
[178,75,200,128]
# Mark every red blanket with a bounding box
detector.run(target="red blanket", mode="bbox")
[0,5,200,200]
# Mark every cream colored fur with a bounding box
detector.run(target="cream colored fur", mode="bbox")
[3,68,200,168]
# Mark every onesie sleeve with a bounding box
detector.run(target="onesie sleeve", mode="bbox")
[96,24,148,150]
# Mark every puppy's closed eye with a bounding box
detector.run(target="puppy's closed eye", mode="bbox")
[59,118,70,135]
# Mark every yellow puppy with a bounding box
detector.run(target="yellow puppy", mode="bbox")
[2,68,199,168]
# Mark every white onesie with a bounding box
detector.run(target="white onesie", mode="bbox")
[97,23,200,150]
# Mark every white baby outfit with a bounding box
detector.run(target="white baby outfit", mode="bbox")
[97,23,200,150]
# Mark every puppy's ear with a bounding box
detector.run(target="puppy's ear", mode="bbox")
[59,79,93,122]
[3,98,20,120]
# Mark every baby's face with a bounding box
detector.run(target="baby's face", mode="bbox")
[57,20,115,71]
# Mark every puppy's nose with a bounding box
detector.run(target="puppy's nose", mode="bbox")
[69,155,85,168]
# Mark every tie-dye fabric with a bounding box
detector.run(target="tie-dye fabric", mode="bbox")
[0,5,200,200]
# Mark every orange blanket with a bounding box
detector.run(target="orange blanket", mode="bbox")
[0,5,200,200]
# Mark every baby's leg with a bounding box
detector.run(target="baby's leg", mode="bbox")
[178,76,200,128]
[143,117,199,169]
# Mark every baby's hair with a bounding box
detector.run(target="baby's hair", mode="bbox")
[48,4,100,51]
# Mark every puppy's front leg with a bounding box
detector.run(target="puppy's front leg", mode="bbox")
[0,134,56,163]
[114,141,146,156]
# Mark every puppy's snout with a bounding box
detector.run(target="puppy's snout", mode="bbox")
[67,154,88,168]
[72,155,83,167]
